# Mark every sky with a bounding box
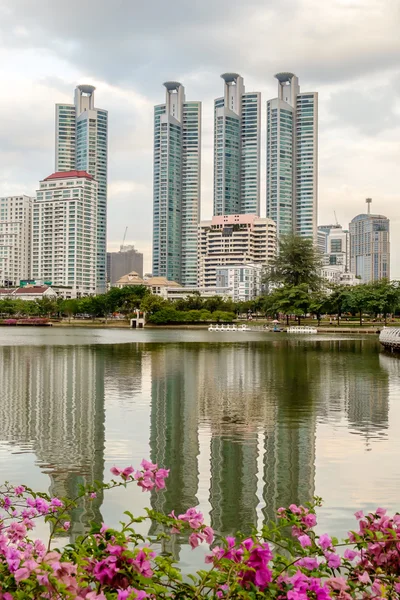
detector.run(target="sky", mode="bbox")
[0,0,399,275]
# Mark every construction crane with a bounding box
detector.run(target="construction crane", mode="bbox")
[334,211,339,227]
[120,226,128,251]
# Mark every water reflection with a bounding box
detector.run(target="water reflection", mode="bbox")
[0,335,392,551]
[0,345,105,540]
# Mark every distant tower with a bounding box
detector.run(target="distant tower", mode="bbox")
[266,73,318,241]
[152,83,201,285]
[349,201,390,282]
[55,86,108,293]
[213,74,261,216]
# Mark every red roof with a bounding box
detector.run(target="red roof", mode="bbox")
[44,170,94,181]
[14,286,50,295]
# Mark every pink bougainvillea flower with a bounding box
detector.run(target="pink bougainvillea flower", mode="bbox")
[110,466,123,476]
[298,534,312,548]
[317,534,332,550]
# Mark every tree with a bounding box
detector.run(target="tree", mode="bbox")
[344,285,370,327]
[265,234,322,290]
[367,280,399,325]
[61,299,80,323]
[140,294,167,315]
[309,290,330,326]
[263,284,310,325]
[326,284,350,326]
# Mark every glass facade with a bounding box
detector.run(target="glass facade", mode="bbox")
[350,214,390,282]
[241,93,260,214]
[213,78,260,217]
[266,75,317,241]
[295,94,317,239]
[152,85,201,286]
[266,103,294,236]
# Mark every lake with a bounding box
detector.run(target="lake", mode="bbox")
[0,328,399,567]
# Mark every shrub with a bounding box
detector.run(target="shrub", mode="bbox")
[0,462,398,598]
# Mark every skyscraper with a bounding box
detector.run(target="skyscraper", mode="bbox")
[266,73,318,241]
[55,85,108,293]
[349,200,390,282]
[152,82,201,286]
[213,74,261,216]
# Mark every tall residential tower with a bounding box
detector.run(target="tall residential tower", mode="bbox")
[55,86,108,293]
[152,82,201,286]
[214,74,261,216]
[266,73,318,241]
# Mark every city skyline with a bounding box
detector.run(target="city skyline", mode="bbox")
[0,1,399,276]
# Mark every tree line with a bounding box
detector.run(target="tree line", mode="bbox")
[0,236,398,325]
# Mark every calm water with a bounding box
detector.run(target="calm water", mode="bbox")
[0,328,399,566]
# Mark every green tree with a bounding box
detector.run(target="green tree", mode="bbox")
[140,294,167,315]
[61,299,80,323]
[344,285,371,327]
[309,290,330,326]
[265,234,322,289]
[326,284,350,326]
[203,296,226,313]
[367,280,399,325]
[35,297,57,317]
[263,284,310,325]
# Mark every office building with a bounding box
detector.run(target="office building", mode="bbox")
[214,73,261,216]
[32,171,98,297]
[216,263,263,301]
[349,200,390,282]
[56,85,108,293]
[266,73,318,240]
[318,224,350,272]
[198,214,276,287]
[107,245,143,284]
[153,82,201,286]
[0,195,32,287]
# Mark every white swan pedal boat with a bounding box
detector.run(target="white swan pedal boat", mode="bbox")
[208,324,251,332]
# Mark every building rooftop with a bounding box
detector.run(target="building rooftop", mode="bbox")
[0,286,52,296]
[350,213,388,222]
[275,72,296,82]
[221,72,241,83]
[116,271,180,288]
[44,171,94,181]
[163,81,182,91]
[77,84,96,95]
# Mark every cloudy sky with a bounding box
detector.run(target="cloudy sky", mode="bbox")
[0,0,399,274]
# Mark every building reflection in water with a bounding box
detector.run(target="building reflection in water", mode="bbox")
[0,345,105,541]
[0,337,390,552]
[148,345,200,557]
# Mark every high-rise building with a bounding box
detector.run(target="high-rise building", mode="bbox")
[152,82,201,286]
[213,74,261,216]
[266,73,318,241]
[32,171,98,297]
[107,245,144,284]
[349,201,390,282]
[198,214,276,287]
[56,85,108,293]
[0,195,32,286]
